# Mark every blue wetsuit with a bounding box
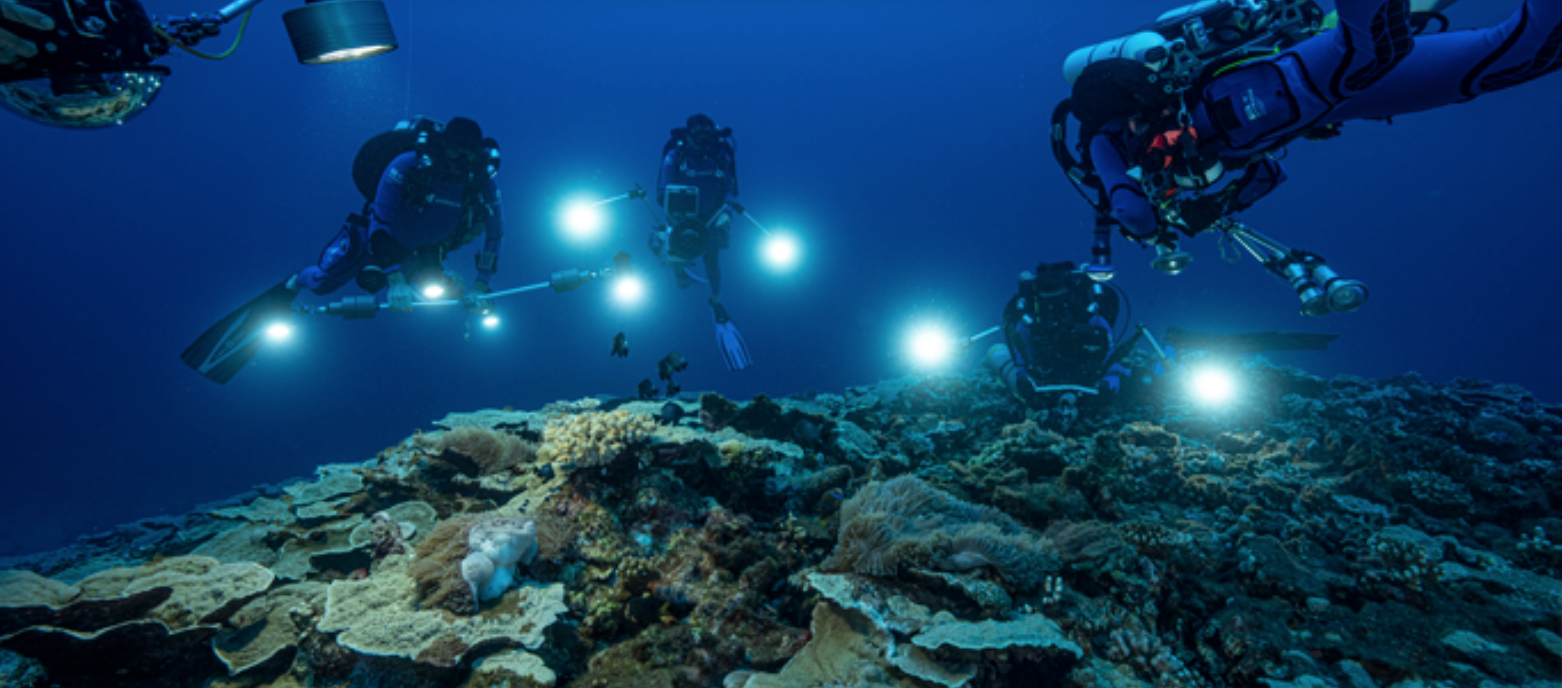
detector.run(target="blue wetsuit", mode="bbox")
[298,152,505,295]
[1092,0,1562,239]
[658,141,738,295]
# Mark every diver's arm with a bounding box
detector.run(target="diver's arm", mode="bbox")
[368,153,416,234]
[724,147,739,198]
[474,183,504,286]
[656,149,678,204]
[1228,157,1287,212]
[1088,129,1158,239]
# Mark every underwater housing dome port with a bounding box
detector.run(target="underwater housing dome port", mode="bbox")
[0,68,170,128]
[282,0,397,65]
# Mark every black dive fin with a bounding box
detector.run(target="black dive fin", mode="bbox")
[1162,327,1338,355]
[181,279,297,384]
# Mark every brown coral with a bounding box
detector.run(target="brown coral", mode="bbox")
[435,427,536,475]
[408,513,483,614]
[821,476,1057,590]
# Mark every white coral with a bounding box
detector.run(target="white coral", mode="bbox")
[459,518,538,610]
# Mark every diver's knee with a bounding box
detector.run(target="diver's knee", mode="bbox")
[1113,207,1158,239]
[297,267,343,296]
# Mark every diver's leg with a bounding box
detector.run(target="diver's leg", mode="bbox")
[704,250,723,302]
[1325,0,1562,121]
[1287,0,1416,102]
[296,215,370,296]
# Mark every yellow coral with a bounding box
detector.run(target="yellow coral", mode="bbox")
[718,440,746,463]
[539,410,655,467]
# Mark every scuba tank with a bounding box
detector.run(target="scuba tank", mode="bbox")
[351,117,503,201]
[985,344,1022,399]
[1062,0,1325,90]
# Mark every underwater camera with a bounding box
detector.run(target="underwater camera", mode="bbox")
[0,0,398,128]
[663,185,699,220]
[649,218,710,264]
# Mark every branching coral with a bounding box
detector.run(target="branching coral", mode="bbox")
[821,476,1057,590]
[435,426,536,475]
[537,409,656,467]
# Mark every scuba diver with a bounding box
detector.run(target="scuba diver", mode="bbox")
[984,261,1136,425]
[182,116,504,384]
[1054,0,1561,315]
[292,116,503,308]
[652,113,753,371]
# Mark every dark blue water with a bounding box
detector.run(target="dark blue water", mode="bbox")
[3,0,1558,557]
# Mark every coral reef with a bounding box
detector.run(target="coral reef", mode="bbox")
[435,426,538,475]
[0,361,1558,687]
[822,476,1059,590]
[538,409,657,467]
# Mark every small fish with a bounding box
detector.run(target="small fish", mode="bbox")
[659,402,685,426]
[657,351,688,381]
[665,381,681,398]
[611,332,629,358]
[637,378,658,400]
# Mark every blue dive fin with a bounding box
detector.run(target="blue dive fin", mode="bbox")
[181,279,297,384]
[711,305,753,371]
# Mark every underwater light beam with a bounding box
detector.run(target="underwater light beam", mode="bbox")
[561,201,606,241]
[1189,367,1238,406]
[265,322,293,342]
[613,274,646,306]
[762,232,801,273]
[908,324,955,368]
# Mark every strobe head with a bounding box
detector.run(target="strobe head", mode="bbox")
[1279,260,1331,317]
[1310,263,1369,313]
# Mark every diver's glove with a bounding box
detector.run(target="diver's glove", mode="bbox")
[387,272,415,312]
[464,280,493,314]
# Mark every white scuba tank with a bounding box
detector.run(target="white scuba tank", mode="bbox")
[1063,31,1170,85]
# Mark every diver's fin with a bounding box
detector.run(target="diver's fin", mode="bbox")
[1162,327,1338,355]
[711,306,753,371]
[181,279,298,384]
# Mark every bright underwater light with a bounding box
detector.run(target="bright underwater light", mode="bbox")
[482,315,500,329]
[422,283,446,299]
[907,324,955,368]
[613,275,646,306]
[265,322,294,342]
[762,233,801,273]
[561,201,606,241]
[282,0,399,66]
[1188,366,1238,406]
